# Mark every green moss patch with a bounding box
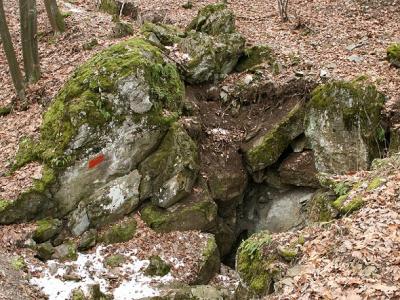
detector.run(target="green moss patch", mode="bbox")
[186,3,235,35]
[236,232,276,295]
[33,218,62,243]
[145,255,171,276]
[100,219,137,244]
[244,102,305,172]
[309,81,385,144]
[105,254,126,268]
[367,177,384,191]
[387,43,400,67]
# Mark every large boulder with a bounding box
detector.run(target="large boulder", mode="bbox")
[178,31,245,84]
[139,123,200,208]
[1,38,185,226]
[243,184,314,234]
[305,81,385,174]
[242,102,305,172]
[186,3,236,36]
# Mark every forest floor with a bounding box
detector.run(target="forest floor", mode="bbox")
[0,0,399,299]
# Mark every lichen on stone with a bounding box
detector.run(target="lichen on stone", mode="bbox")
[306,80,385,173]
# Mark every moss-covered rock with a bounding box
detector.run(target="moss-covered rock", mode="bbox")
[1,38,185,226]
[243,102,305,172]
[141,22,184,46]
[99,0,118,14]
[178,31,245,84]
[36,242,55,261]
[305,190,338,222]
[332,194,364,215]
[186,3,235,36]
[145,255,171,276]
[367,177,384,191]
[100,219,137,244]
[112,20,134,38]
[305,81,385,173]
[104,254,126,268]
[140,184,218,232]
[192,235,220,285]
[139,123,200,208]
[11,256,26,270]
[53,241,78,261]
[235,44,274,72]
[387,43,400,68]
[33,218,63,243]
[236,232,277,295]
[78,229,97,251]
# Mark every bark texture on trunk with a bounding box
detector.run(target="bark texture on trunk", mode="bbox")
[20,0,40,83]
[44,0,65,33]
[0,0,26,103]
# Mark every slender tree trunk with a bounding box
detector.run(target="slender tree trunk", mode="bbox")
[44,0,65,33]
[20,0,40,83]
[0,0,27,104]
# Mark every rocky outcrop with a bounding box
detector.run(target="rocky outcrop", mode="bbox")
[141,3,245,84]
[1,38,185,228]
[305,81,385,174]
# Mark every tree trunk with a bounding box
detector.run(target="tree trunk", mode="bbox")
[0,0,27,104]
[20,0,40,83]
[44,0,65,33]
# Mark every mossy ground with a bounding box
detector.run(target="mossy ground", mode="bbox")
[387,43,400,67]
[104,254,126,268]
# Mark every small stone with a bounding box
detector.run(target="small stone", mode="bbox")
[53,241,78,261]
[182,1,193,9]
[36,242,55,261]
[348,55,363,63]
[104,254,126,268]
[319,68,330,78]
[48,262,58,275]
[243,74,254,85]
[78,229,97,251]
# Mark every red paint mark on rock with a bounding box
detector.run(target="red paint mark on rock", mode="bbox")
[88,153,105,169]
